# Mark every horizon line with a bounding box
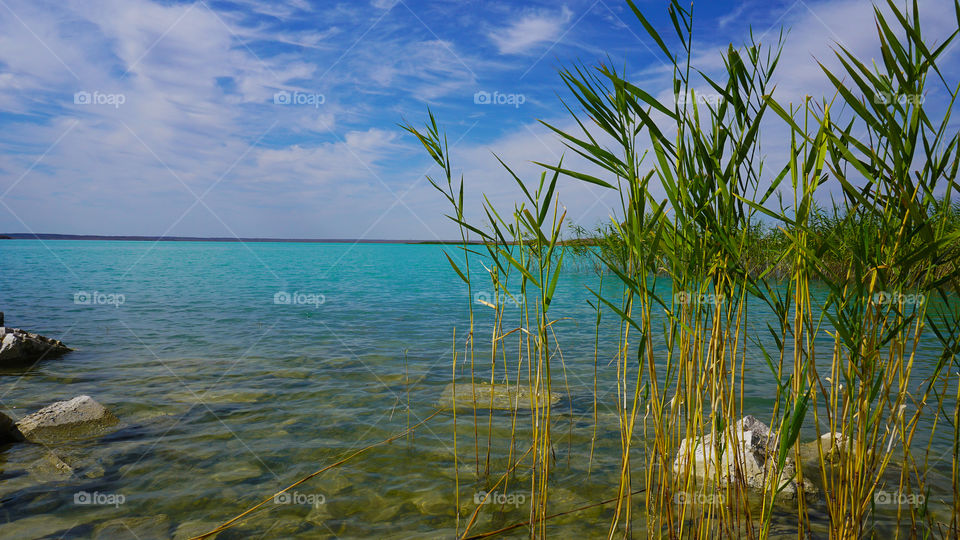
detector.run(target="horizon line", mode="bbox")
[0,233,478,244]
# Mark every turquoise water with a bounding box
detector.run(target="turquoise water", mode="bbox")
[0,240,953,538]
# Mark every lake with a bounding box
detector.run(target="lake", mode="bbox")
[0,240,953,538]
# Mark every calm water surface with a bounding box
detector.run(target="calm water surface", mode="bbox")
[0,240,953,538]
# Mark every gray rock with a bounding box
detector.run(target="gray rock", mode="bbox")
[673,416,816,498]
[0,327,72,366]
[16,395,119,444]
[0,410,24,444]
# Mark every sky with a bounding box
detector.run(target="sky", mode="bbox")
[0,0,958,241]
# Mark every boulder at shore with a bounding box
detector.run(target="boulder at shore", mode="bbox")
[15,395,118,444]
[0,327,72,367]
[440,382,562,411]
[673,415,816,498]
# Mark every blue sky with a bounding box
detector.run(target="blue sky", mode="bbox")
[0,0,958,240]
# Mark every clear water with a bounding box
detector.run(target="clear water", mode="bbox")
[0,240,953,538]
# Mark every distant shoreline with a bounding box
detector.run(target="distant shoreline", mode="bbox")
[0,233,603,246]
[0,233,482,244]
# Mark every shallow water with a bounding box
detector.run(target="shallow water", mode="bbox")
[0,240,954,538]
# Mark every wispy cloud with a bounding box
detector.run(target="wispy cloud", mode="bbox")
[718,1,752,29]
[488,6,573,55]
[370,0,399,10]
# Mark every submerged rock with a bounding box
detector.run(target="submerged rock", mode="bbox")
[318,468,352,496]
[0,445,69,498]
[210,461,262,483]
[0,411,25,444]
[0,515,77,539]
[439,383,562,411]
[16,395,118,444]
[169,388,270,404]
[0,327,72,366]
[305,504,334,527]
[93,515,170,540]
[172,520,220,540]
[673,416,816,498]
[411,487,453,516]
[26,451,74,482]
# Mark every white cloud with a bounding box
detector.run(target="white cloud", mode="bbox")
[253,128,395,185]
[489,6,574,55]
[371,0,399,10]
[747,0,959,105]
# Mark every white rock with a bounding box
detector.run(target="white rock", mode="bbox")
[0,327,72,366]
[798,431,853,464]
[673,415,815,498]
[15,395,118,443]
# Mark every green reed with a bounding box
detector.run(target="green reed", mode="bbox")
[407,0,960,538]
